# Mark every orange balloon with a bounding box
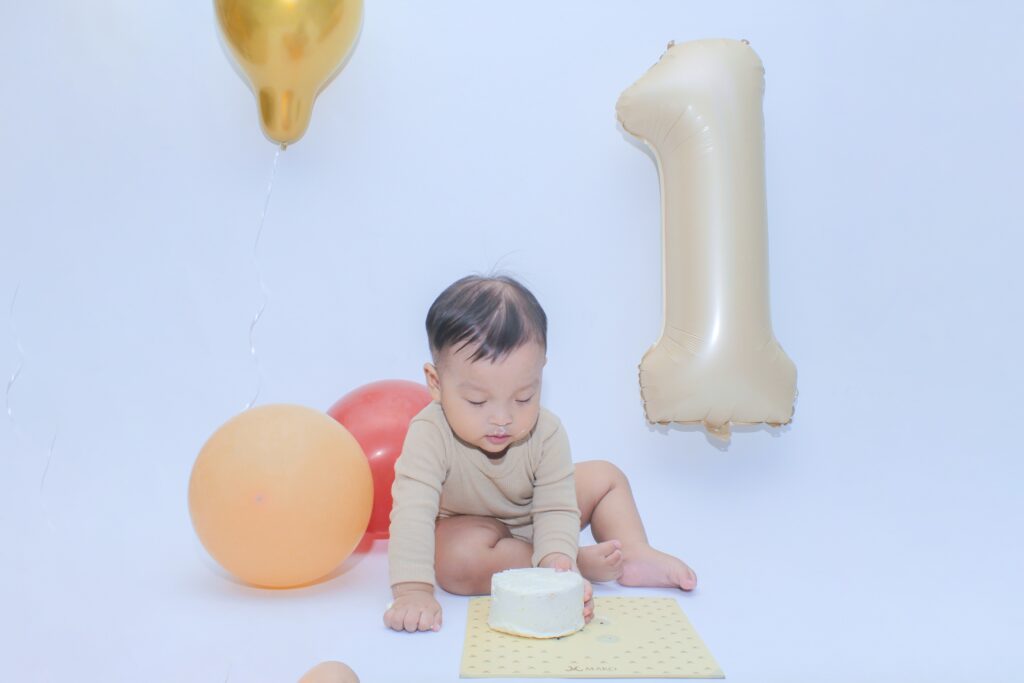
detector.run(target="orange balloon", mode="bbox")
[189,404,373,588]
[298,661,360,683]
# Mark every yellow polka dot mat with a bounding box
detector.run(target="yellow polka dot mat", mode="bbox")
[460,597,724,678]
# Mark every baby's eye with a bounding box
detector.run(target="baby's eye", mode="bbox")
[466,399,486,407]
[515,395,535,404]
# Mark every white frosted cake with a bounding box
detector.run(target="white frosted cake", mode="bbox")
[487,568,585,638]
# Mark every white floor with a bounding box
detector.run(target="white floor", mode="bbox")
[3,402,1020,682]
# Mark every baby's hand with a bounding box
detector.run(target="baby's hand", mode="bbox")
[540,552,594,624]
[384,582,442,633]
[580,574,594,624]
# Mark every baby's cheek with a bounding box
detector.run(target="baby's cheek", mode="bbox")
[518,409,541,437]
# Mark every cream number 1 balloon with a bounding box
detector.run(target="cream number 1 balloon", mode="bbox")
[616,39,797,440]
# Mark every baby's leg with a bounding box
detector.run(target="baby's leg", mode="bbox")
[575,460,697,590]
[434,515,532,595]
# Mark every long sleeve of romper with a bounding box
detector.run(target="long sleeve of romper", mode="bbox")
[529,419,581,567]
[388,419,448,587]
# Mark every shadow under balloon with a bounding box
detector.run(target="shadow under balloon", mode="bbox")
[647,420,793,451]
[318,532,377,582]
[189,533,380,599]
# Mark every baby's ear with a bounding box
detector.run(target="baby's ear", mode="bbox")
[423,363,442,401]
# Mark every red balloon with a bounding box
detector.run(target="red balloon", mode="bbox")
[327,380,432,539]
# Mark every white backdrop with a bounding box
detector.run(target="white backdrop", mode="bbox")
[2,1,1022,681]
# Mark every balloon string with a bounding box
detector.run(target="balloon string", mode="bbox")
[6,284,25,431]
[244,147,282,411]
[39,424,58,532]
[6,284,58,530]
[40,424,58,493]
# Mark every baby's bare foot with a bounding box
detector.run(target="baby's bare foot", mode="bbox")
[577,540,624,583]
[619,544,697,591]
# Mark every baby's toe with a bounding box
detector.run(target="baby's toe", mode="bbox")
[678,565,697,590]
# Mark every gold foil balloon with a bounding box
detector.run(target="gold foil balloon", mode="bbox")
[214,0,363,146]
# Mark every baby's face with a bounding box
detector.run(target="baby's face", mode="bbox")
[425,341,546,456]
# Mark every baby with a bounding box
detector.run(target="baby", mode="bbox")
[383,275,697,633]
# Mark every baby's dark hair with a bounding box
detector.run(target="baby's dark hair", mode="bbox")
[426,275,547,363]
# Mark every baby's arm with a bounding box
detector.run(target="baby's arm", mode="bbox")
[531,420,592,621]
[385,419,447,633]
[530,420,581,569]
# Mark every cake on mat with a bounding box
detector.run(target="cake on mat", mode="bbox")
[487,568,585,638]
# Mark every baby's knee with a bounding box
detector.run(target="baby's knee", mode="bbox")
[436,546,488,595]
[578,459,628,488]
[436,566,475,595]
[437,532,482,569]
[434,517,507,594]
